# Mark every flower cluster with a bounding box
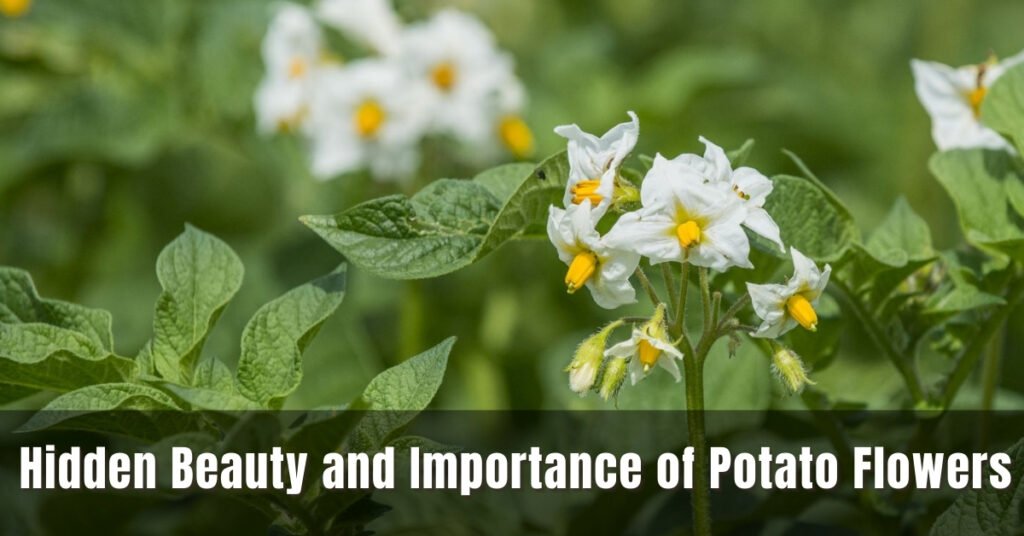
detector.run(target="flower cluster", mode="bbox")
[255,0,532,182]
[911,49,1024,152]
[549,112,831,399]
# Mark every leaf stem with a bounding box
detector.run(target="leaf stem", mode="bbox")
[699,268,712,339]
[662,264,678,320]
[672,263,691,338]
[829,280,926,405]
[716,293,751,333]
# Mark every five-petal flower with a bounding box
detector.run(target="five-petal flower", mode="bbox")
[554,111,640,218]
[747,248,831,339]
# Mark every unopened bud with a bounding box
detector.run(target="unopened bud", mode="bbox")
[599,356,629,401]
[611,179,641,212]
[566,321,621,395]
[771,347,815,394]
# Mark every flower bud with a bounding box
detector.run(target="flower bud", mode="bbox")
[598,356,629,401]
[566,321,621,395]
[611,180,641,212]
[771,346,815,394]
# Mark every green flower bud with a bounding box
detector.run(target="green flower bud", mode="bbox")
[599,356,629,401]
[566,321,621,395]
[771,346,815,394]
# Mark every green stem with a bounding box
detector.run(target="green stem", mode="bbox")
[980,331,1004,412]
[683,350,712,536]
[662,264,678,320]
[672,263,691,338]
[398,280,425,362]
[716,293,750,333]
[942,277,1024,408]
[699,268,712,338]
[635,268,663,308]
[829,280,927,405]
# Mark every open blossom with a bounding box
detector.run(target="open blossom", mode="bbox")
[305,59,429,180]
[547,201,640,309]
[554,112,639,217]
[747,248,831,338]
[911,51,1024,152]
[604,154,751,271]
[315,0,403,56]
[255,3,324,134]
[399,9,520,146]
[605,307,683,385]
[676,137,783,250]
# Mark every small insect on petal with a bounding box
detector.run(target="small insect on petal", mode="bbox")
[786,294,818,332]
[565,251,598,294]
[675,220,702,248]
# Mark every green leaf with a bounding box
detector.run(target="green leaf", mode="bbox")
[149,224,243,382]
[764,174,860,262]
[863,197,935,267]
[302,153,569,279]
[1006,177,1024,219]
[0,323,135,392]
[235,265,347,407]
[981,63,1024,154]
[727,139,756,167]
[17,383,193,441]
[349,337,454,450]
[929,149,1024,261]
[159,383,260,411]
[0,267,113,350]
[930,437,1024,535]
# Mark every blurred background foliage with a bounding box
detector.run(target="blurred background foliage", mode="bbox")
[2,0,1023,411]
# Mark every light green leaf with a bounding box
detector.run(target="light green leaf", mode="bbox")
[0,324,134,391]
[929,149,1024,261]
[235,265,347,407]
[764,174,860,262]
[930,437,1024,535]
[149,224,243,382]
[350,337,454,450]
[981,63,1024,154]
[0,267,113,350]
[864,197,935,267]
[1006,177,1024,219]
[727,139,756,167]
[17,383,191,441]
[301,153,569,279]
[192,354,236,393]
[160,383,260,411]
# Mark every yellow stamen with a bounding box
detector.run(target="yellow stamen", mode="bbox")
[676,220,702,248]
[571,179,603,206]
[431,61,457,91]
[967,86,987,117]
[565,252,598,294]
[0,0,30,17]
[288,57,307,79]
[638,340,661,372]
[786,294,818,332]
[498,115,534,158]
[354,100,386,138]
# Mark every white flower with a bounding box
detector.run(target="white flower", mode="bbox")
[255,3,324,134]
[315,0,403,56]
[398,9,518,145]
[547,201,640,309]
[747,248,831,339]
[675,137,783,250]
[604,154,751,271]
[605,310,683,385]
[911,51,1024,152]
[554,111,639,218]
[305,59,430,180]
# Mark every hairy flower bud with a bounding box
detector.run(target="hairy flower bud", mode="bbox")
[599,356,629,401]
[771,346,815,394]
[566,321,621,395]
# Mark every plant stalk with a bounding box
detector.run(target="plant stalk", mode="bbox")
[683,351,712,536]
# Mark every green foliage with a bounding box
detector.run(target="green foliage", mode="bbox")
[764,174,859,262]
[982,64,1024,154]
[931,438,1024,535]
[301,154,569,279]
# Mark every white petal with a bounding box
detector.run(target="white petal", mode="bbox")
[546,206,576,264]
[606,338,638,359]
[746,282,787,321]
[809,263,833,302]
[789,247,821,289]
[731,167,773,206]
[657,353,682,382]
[586,275,637,310]
[695,214,752,271]
[743,208,784,251]
[596,246,641,282]
[604,211,682,264]
[697,136,732,184]
[628,356,645,385]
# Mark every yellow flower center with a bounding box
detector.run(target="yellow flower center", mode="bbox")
[571,179,604,206]
[354,100,386,138]
[786,294,818,332]
[967,86,987,117]
[288,57,307,79]
[676,220,702,248]
[498,115,534,158]
[431,61,457,92]
[638,339,661,372]
[565,251,598,294]
[0,0,30,17]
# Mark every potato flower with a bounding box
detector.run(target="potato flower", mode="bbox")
[254,3,325,134]
[676,137,784,250]
[554,111,639,218]
[305,59,429,180]
[746,248,831,338]
[604,306,683,385]
[911,51,1024,152]
[315,0,403,56]
[398,9,520,147]
[547,201,640,309]
[604,154,751,271]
